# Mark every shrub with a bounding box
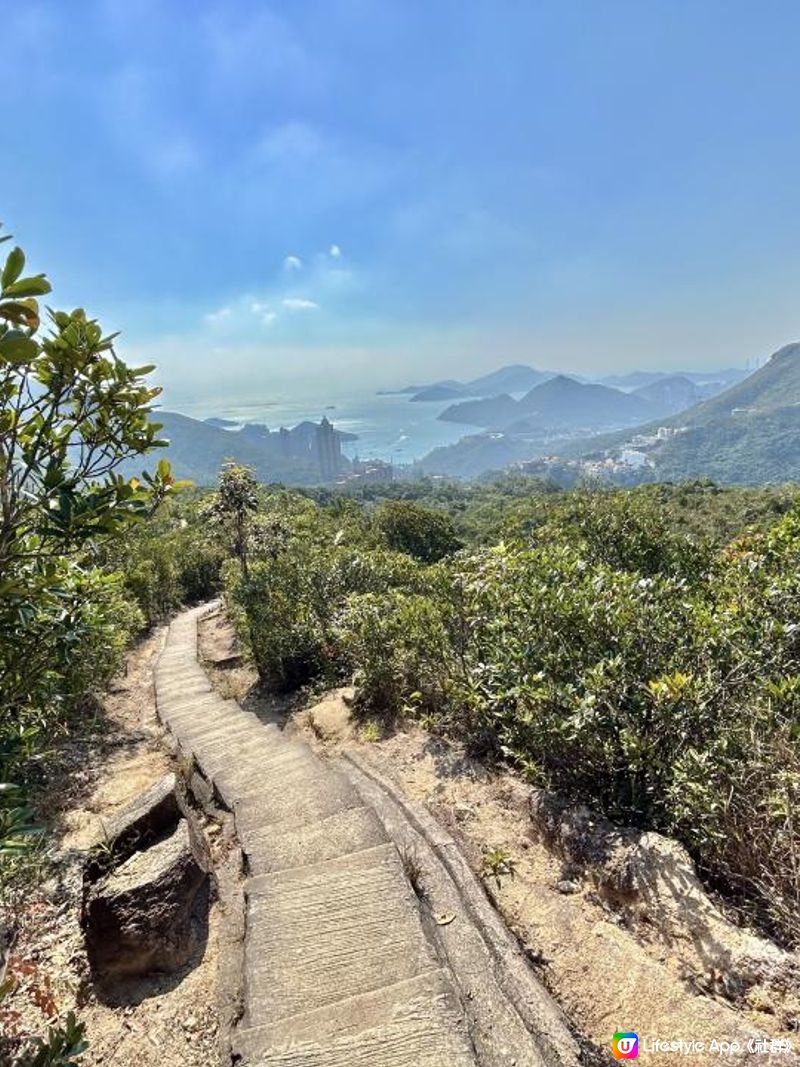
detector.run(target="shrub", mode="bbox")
[0,228,177,787]
[375,500,463,562]
[0,566,143,783]
[338,590,451,721]
[111,502,224,626]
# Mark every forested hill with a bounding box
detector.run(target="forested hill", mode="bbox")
[570,342,800,483]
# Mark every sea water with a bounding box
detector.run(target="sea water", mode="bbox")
[159,386,479,464]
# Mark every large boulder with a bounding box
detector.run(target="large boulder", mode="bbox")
[83,817,209,979]
[89,773,183,878]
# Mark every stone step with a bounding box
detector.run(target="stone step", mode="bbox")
[184,724,285,760]
[243,844,438,1027]
[234,971,475,1066]
[156,683,215,711]
[159,695,236,723]
[176,727,276,769]
[190,721,296,758]
[156,648,196,666]
[154,606,481,1067]
[209,744,317,798]
[234,765,360,843]
[160,699,236,731]
[154,659,208,678]
[168,710,265,745]
[156,674,212,696]
[244,804,389,876]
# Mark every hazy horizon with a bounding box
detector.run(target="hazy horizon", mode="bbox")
[4,2,800,393]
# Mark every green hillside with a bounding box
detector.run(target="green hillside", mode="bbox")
[680,343,800,424]
[572,343,800,483]
[653,408,800,483]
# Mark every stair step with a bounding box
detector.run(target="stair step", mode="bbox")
[154,608,479,1066]
[156,677,213,701]
[160,698,239,728]
[234,766,359,842]
[157,689,218,716]
[161,702,237,733]
[243,844,438,1026]
[234,970,475,1066]
[154,660,208,680]
[244,804,388,875]
[170,712,265,746]
[210,745,316,798]
[178,729,275,769]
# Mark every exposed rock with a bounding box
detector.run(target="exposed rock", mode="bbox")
[303,687,356,742]
[83,818,209,979]
[91,773,183,872]
[556,879,580,895]
[529,789,799,1001]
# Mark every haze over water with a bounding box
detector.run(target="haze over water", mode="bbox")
[160,386,477,464]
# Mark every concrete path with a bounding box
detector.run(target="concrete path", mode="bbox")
[154,606,478,1066]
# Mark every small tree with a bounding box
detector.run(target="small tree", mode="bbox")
[205,461,259,579]
[0,227,179,755]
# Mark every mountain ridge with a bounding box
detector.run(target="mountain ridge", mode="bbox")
[439,374,654,430]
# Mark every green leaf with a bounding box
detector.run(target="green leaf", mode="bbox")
[1,246,24,288]
[3,274,51,298]
[0,331,38,364]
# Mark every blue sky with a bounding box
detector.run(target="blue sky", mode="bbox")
[3,1,800,396]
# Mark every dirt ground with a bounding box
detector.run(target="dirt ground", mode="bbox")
[199,612,800,1067]
[0,628,232,1067]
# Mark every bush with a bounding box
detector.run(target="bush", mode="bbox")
[0,229,177,786]
[375,500,462,562]
[0,567,143,783]
[338,590,451,721]
[111,502,224,626]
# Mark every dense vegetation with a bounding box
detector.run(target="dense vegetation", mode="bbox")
[222,479,800,948]
[0,233,221,809]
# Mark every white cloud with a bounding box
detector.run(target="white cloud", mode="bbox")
[204,306,232,324]
[282,297,319,310]
[250,300,277,325]
[329,244,342,258]
[283,254,303,272]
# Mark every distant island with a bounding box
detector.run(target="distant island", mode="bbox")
[379,363,551,403]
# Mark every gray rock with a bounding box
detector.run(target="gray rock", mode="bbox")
[83,818,209,979]
[556,879,580,895]
[94,773,182,869]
